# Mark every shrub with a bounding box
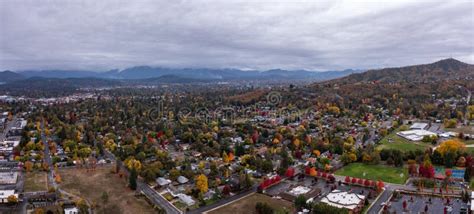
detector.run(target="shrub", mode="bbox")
[255,202,274,214]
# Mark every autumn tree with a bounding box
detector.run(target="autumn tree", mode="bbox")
[7,195,18,203]
[222,151,229,163]
[195,174,208,193]
[437,139,465,156]
[25,161,33,172]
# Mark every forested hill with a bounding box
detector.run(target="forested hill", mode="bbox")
[325,58,473,85]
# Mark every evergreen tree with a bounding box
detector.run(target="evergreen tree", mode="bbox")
[464,166,471,182]
[129,168,138,190]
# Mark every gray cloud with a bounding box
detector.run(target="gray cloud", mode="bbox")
[0,0,473,71]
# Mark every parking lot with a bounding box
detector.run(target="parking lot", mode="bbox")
[264,175,379,203]
[386,193,468,213]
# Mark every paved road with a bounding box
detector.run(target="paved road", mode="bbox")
[40,120,56,190]
[137,181,182,214]
[40,119,92,213]
[106,149,182,214]
[366,189,393,214]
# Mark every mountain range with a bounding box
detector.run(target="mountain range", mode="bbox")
[1,58,472,90]
[0,67,362,83]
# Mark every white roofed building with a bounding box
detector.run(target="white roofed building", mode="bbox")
[410,122,429,130]
[320,190,365,213]
[397,130,437,141]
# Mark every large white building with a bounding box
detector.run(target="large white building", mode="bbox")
[320,190,365,213]
[0,172,18,185]
[397,129,437,141]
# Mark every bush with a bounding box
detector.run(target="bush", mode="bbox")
[313,202,348,214]
[255,202,274,214]
[412,178,436,188]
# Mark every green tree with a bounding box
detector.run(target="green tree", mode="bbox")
[255,202,274,214]
[101,191,109,204]
[294,195,307,211]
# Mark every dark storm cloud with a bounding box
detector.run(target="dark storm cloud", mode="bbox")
[0,0,472,71]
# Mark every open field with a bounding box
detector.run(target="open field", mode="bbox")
[335,163,408,184]
[208,193,294,214]
[24,171,48,192]
[377,129,431,152]
[58,166,155,214]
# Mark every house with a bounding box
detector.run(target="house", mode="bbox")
[320,190,365,214]
[177,176,189,184]
[178,194,195,206]
[203,190,216,200]
[156,177,171,187]
[64,206,79,214]
[0,172,18,185]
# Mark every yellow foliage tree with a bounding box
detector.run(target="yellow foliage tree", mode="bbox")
[346,136,355,144]
[349,153,357,162]
[328,106,340,115]
[272,138,280,144]
[222,151,229,163]
[125,158,142,171]
[7,195,18,203]
[195,174,208,193]
[438,139,465,156]
[198,161,205,170]
[293,138,300,147]
[313,150,321,157]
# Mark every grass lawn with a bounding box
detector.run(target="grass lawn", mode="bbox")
[335,163,408,184]
[24,171,48,192]
[463,140,474,145]
[466,147,474,154]
[208,193,294,214]
[377,129,431,152]
[58,166,155,214]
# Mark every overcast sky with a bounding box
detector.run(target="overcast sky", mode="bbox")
[0,0,473,71]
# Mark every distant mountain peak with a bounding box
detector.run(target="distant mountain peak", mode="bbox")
[434,58,464,64]
[431,58,469,70]
[0,70,25,82]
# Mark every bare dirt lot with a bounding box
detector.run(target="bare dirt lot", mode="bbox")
[208,193,294,214]
[58,166,155,214]
[24,171,48,192]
